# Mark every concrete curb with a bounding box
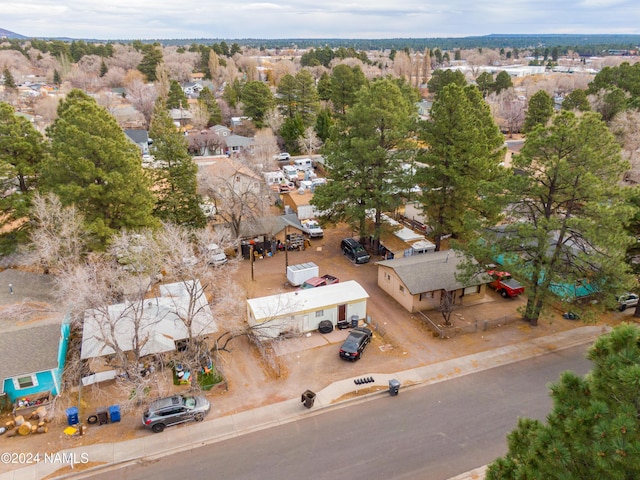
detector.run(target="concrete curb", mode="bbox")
[0,325,607,480]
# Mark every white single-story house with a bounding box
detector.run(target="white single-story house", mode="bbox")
[80,280,217,384]
[246,280,369,339]
[376,250,489,313]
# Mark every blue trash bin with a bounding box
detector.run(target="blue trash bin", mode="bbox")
[66,406,79,426]
[108,405,121,423]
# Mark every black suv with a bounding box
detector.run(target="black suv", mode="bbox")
[341,238,370,264]
[339,327,373,361]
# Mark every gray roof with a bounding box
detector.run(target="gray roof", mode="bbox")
[376,251,487,295]
[225,134,254,149]
[0,323,61,381]
[239,214,304,238]
[124,129,149,145]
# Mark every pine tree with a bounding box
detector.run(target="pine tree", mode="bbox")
[0,102,46,251]
[241,81,275,129]
[311,79,417,239]
[41,90,157,248]
[2,68,16,89]
[523,90,554,133]
[416,84,507,251]
[487,323,640,479]
[493,111,636,325]
[167,80,188,109]
[149,100,206,228]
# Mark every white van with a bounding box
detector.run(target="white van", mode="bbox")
[294,158,313,172]
[206,243,228,266]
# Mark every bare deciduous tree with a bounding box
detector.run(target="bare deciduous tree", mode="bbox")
[487,88,526,137]
[252,128,280,170]
[198,162,269,239]
[126,79,159,129]
[610,110,640,184]
[297,126,322,155]
[29,192,88,274]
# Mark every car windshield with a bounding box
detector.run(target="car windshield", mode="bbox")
[353,245,365,253]
[183,397,196,408]
[342,340,359,352]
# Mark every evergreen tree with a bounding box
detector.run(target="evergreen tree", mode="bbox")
[562,88,591,112]
[99,60,108,78]
[279,115,305,153]
[197,87,222,126]
[416,84,507,251]
[315,107,333,142]
[317,71,332,102]
[311,79,416,239]
[53,69,61,86]
[0,102,46,251]
[492,111,635,325]
[276,74,297,119]
[241,81,275,129]
[294,69,320,127]
[523,90,554,133]
[149,101,206,228]
[167,80,188,109]
[2,68,16,89]
[487,323,640,479]
[138,44,163,82]
[494,70,513,94]
[427,69,466,98]
[329,64,367,116]
[41,90,157,248]
[475,72,494,98]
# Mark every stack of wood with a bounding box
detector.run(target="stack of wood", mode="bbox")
[4,406,51,437]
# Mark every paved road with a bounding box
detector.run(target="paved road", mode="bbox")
[93,344,591,480]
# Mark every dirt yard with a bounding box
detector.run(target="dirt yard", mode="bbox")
[0,222,633,472]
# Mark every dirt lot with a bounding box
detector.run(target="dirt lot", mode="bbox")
[0,222,630,471]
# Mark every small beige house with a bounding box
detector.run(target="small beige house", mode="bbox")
[376,250,488,313]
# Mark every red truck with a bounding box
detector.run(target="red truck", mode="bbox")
[487,270,525,298]
[300,275,339,289]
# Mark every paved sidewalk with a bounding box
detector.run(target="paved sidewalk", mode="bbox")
[0,325,607,480]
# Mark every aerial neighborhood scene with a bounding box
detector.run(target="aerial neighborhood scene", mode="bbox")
[2,1,640,478]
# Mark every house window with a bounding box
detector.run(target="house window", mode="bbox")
[315,310,324,317]
[13,374,38,390]
[399,285,405,293]
[419,292,434,301]
[385,273,391,281]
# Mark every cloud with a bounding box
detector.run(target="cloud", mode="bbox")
[3,0,640,39]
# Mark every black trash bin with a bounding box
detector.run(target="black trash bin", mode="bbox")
[96,407,109,425]
[350,315,359,328]
[389,379,401,396]
[301,390,316,409]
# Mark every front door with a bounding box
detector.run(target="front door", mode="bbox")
[338,304,346,322]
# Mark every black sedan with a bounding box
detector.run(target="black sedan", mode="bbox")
[339,327,373,361]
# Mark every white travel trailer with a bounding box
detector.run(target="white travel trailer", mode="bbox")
[246,280,369,339]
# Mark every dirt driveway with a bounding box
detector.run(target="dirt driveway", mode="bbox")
[0,223,616,471]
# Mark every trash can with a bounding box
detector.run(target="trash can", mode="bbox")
[389,379,401,396]
[96,407,109,425]
[108,405,121,423]
[301,390,316,409]
[350,315,359,328]
[66,406,79,426]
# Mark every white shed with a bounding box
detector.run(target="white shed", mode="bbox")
[246,280,369,339]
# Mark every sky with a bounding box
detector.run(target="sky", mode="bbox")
[3,0,640,40]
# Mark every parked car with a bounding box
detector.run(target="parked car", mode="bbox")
[142,395,211,433]
[300,219,324,238]
[617,293,639,311]
[275,152,291,161]
[300,274,339,289]
[206,243,228,266]
[339,327,373,361]
[487,270,525,298]
[341,238,370,264]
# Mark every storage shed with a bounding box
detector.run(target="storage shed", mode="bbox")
[246,280,369,339]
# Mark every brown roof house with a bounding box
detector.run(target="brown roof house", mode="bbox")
[375,250,489,313]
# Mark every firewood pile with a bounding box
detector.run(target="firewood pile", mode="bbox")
[3,406,52,437]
